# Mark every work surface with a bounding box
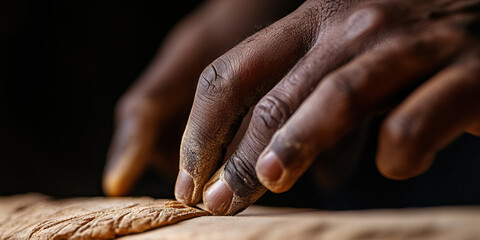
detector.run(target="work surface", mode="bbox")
[1,194,479,240]
[121,205,480,240]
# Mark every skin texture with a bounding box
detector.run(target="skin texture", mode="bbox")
[104,0,480,216]
[102,0,300,197]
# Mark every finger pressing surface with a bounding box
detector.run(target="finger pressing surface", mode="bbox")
[204,4,389,215]
[177,2,320,206]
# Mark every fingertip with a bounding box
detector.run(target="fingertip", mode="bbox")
[102,146,147,197]
[257,150,283,182]
[102,170,129,197]
[178,140,209,205]
[377,116,437,180]
[203,180,233,216]
[174,169,195,205]
[256,150,292,193]
[376,151,435,180]
[256,150,286,193]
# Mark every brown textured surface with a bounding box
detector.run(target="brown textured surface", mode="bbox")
[0,194,208,240]
[2,194,480,240]
[120,205,480,240]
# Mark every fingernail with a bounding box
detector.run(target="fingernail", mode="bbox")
[175,169,194,204]
[256,150,283,182]
[204,180,233,215]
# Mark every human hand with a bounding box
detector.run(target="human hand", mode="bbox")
[102,0,300,197]
[176,0,480,215]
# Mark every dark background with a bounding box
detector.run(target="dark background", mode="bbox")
[0,0,203,197]
[1,0,480,210]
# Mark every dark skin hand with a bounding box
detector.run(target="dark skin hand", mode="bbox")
[177,0,480,215]
[104,0,480,215]
[103,0,299,197]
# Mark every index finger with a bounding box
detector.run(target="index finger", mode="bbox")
[175,3,320,206]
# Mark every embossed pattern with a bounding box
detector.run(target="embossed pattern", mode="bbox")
[0,194,208,240]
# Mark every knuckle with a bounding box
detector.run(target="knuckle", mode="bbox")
[343,4,387,39]
[321,72,359,117]
[253,95,291,131]
[224,151,262,197]
[381,114,421,152]
[198,56,235,98]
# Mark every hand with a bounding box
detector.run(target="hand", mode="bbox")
[102,0,300,196]
[176,0,480,215]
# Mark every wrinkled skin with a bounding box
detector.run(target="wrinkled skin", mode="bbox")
[102,0,299,197]
[104,0,480,216]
